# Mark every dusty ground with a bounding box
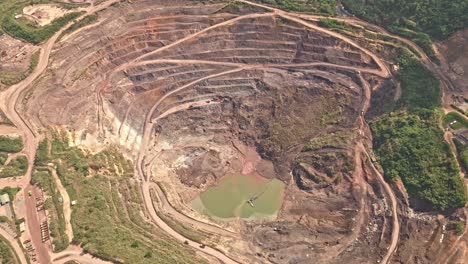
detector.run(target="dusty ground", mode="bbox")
[22,5,75,27]
[0,0,463,263]
[0,34,39,89]
[438,28,468,105]
[20,1,393,262]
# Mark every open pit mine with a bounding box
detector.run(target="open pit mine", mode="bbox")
[0,0,466,264]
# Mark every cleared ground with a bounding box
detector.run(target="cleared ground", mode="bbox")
[0,0,465,264]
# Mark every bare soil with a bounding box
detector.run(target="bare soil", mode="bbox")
[22,5,75,27]
[0,0,463,263]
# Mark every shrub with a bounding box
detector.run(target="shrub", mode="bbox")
[0,156,28,178]
[371,110,467,210]
[2,11,83,44]
[342,0,468,40]
[257,0,337,15]
[59,14,98,40]
[456,221,465,236]
[0,136,23,153]
[0,186,20,201]
[35,139,50,166]
[395,53,440,109]
[0,152,7,166]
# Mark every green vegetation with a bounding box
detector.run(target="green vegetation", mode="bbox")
[455,221,465,236]
[192,174,284,220]
[342,0,468,60]
[0,156,28,178]
[58,14,98,40]
[443,112,468,130]
[156,211,206,243]
[0,187,21,201]
[395,52,440,109]
[0,136,23,153]
[303,130,354,151]
[371,110,466,210]
[370,50,467,210]
[256,0,337,15]
[2,11,82,44]
[318,18,358,34]
[64,261,79,264]
[0,235,18,264]
[0,0,85,44]
[0,153,8,166]
[451,104,467,116]
[34,132,203,263]
[31,170,68,252]
[453,139,468,172]
[342,0,468,40]
[34,139,49,166]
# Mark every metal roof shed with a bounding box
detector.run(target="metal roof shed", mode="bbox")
[0,194,10,205]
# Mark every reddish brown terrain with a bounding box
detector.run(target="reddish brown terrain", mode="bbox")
[0,0,466,264]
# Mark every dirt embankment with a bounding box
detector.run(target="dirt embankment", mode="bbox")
[11,0,465,263]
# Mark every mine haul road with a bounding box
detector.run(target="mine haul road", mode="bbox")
[0,1,119,263]
[0,226,28,264]
[128,1,396,263]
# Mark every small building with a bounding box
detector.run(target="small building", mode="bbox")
[19,222,25,233]
[0,194,10,205]
[71,200,77,206]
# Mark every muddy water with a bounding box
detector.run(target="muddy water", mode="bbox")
[191,174,284,220]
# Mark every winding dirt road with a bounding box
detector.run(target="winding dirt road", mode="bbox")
[357,72,399,264]
[0,226,27,264]
[141,181,239,264]
[0,1,119,263]
[121,1,397,263]
[1,0,451,263]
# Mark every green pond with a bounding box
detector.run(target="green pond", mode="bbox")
[191,174,285,220]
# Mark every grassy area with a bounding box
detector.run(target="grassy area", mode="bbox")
[31,170,68,252]
[444,112,468,130]
[254,0,337,15]
[371,109,466,210]
[0,156,28,178]
[0,235,19,264]
[0,136,23,153]
[34,133,204,263]
[58,14,97,41]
